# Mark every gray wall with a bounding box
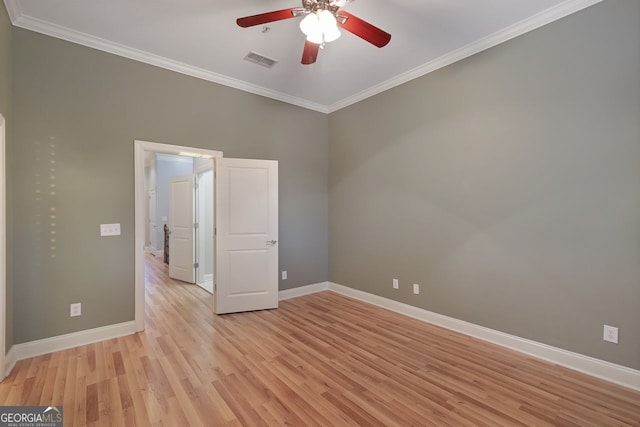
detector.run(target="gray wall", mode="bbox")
[328,0,640,370]
[0,2,13,350]
[11,28,328,343]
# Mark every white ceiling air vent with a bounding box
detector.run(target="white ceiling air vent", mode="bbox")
[244,51,278,68]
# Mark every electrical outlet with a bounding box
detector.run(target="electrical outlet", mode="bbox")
[282,270,287,280]
[392,279,399,289]
[603,325,618,344]
[413,284,420,295]
[70,303,81,317]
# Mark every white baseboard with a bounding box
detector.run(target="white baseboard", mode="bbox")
[6,283,637,392]
[4,346,16,379]
[328,282,640,392]
[12,321,136,362]
[279,281,329,301]
[5,282,325,372]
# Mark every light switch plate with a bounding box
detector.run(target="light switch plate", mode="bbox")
[100,223,121,236]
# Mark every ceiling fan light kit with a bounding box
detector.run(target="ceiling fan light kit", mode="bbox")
[300,10,341,44]
[237,0,390,65]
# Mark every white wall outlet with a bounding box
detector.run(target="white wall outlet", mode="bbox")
[392,279,399,289]
[413,284,420,295]
[282,270,287,280]
[603,325,618,344]
[70,303,81,317]
[100,223,121,236]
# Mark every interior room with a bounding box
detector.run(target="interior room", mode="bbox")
[0,0,638,424]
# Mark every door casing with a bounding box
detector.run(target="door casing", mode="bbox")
[0,114,6,378]
[195,167,214,293]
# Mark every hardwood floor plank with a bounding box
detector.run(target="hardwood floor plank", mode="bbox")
[1,253,638,426]
[322,389,387,427]
[212,376,267,427]
[85,382,99,424]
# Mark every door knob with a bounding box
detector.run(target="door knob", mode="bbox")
[266,240,277,246]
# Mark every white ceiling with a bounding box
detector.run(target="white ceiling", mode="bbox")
[5,0,600,113]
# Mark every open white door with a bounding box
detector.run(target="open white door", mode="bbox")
[216,158,278,314]
[169,175,195,283]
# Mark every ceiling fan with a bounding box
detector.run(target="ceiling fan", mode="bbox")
[237,0,391,65]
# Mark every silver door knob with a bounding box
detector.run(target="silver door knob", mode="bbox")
[266,240,277,246]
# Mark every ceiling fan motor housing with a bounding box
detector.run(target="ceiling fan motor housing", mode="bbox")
[303,0,340,15]
[237,0,390,65]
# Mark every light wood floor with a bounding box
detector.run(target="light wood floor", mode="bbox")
[1,254,639,426]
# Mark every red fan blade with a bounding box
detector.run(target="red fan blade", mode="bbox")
[237,8,297,28]
[301,40,320,65]
[337,11,391,48]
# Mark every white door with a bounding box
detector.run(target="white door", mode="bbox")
[215,158,278,314]
[169,175,195,283]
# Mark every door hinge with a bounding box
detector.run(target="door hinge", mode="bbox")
[194,262,199,268]
[194,181,198,190]
[194,222,199,230]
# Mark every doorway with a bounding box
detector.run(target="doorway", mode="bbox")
[134,141,222,332]
[146,154,214,288]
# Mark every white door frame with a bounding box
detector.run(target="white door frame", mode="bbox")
[194,164,214,292]
[134,140,222,332]
[0,114,6,377]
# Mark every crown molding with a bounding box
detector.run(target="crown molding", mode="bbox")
[3,1,329,114]
[5,0,600,114]
[3,0,21,24]
[327,0,603,112]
